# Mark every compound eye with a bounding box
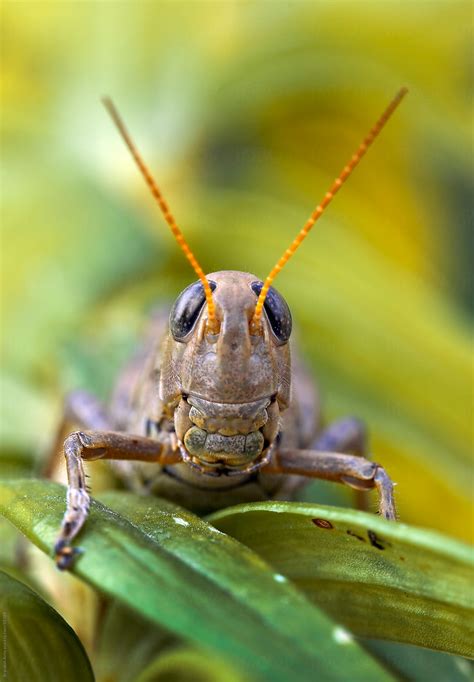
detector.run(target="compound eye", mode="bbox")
[251,281,292,344]
[170,280,217,341]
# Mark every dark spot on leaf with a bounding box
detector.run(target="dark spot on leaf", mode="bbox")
[312,518,333,529]
[400,556,405,561]
[368,530,390,550]
[347,529,366,542]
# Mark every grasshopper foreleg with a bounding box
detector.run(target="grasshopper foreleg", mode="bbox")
[310,417,395,518]
[54,430,180,569]
[312,417,371,512]
[264,432,396,521]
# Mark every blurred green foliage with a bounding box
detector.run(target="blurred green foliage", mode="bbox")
[1,2,472,681]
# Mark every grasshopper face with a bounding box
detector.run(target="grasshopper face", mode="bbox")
[160,270,292,473]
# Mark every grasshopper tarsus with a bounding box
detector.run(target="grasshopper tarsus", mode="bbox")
[54,542,83,571]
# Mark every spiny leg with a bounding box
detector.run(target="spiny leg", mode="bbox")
[313,417,370,511]
[263,447,396,520]
[55,430,180,570]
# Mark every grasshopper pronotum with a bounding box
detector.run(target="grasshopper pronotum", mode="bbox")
[54,89,407,569]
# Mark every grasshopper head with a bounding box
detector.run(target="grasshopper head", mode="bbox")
[160,270,291,474]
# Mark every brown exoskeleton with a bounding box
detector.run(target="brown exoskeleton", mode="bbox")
[54,89,407,569]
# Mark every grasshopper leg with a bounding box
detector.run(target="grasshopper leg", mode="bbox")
[264,445,396,520]
[312,417,367,457]
[54,430,180,570]
[312,417,370,511]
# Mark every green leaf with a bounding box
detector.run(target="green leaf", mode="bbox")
[0,519,20,569]
[133,645,249,682]
[0,570,94,682]
[95,601,175,682]
[0,479,392,682]
[209,502,474,657]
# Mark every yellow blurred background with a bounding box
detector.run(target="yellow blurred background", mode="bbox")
[1,2,472,541]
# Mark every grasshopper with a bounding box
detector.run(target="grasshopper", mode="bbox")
[54,89,407,569]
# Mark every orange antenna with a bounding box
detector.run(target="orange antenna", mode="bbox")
[250,87,408,333]
[103,97,219,333]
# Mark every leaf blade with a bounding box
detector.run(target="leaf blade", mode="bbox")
[0,480,392,682]
[0,570,94,682]
[209,502,474,657]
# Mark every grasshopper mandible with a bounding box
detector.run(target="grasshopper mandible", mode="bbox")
[54,88,407,569]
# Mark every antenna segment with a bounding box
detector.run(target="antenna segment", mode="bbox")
[250,87,408,333]
[103,97,219,333]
